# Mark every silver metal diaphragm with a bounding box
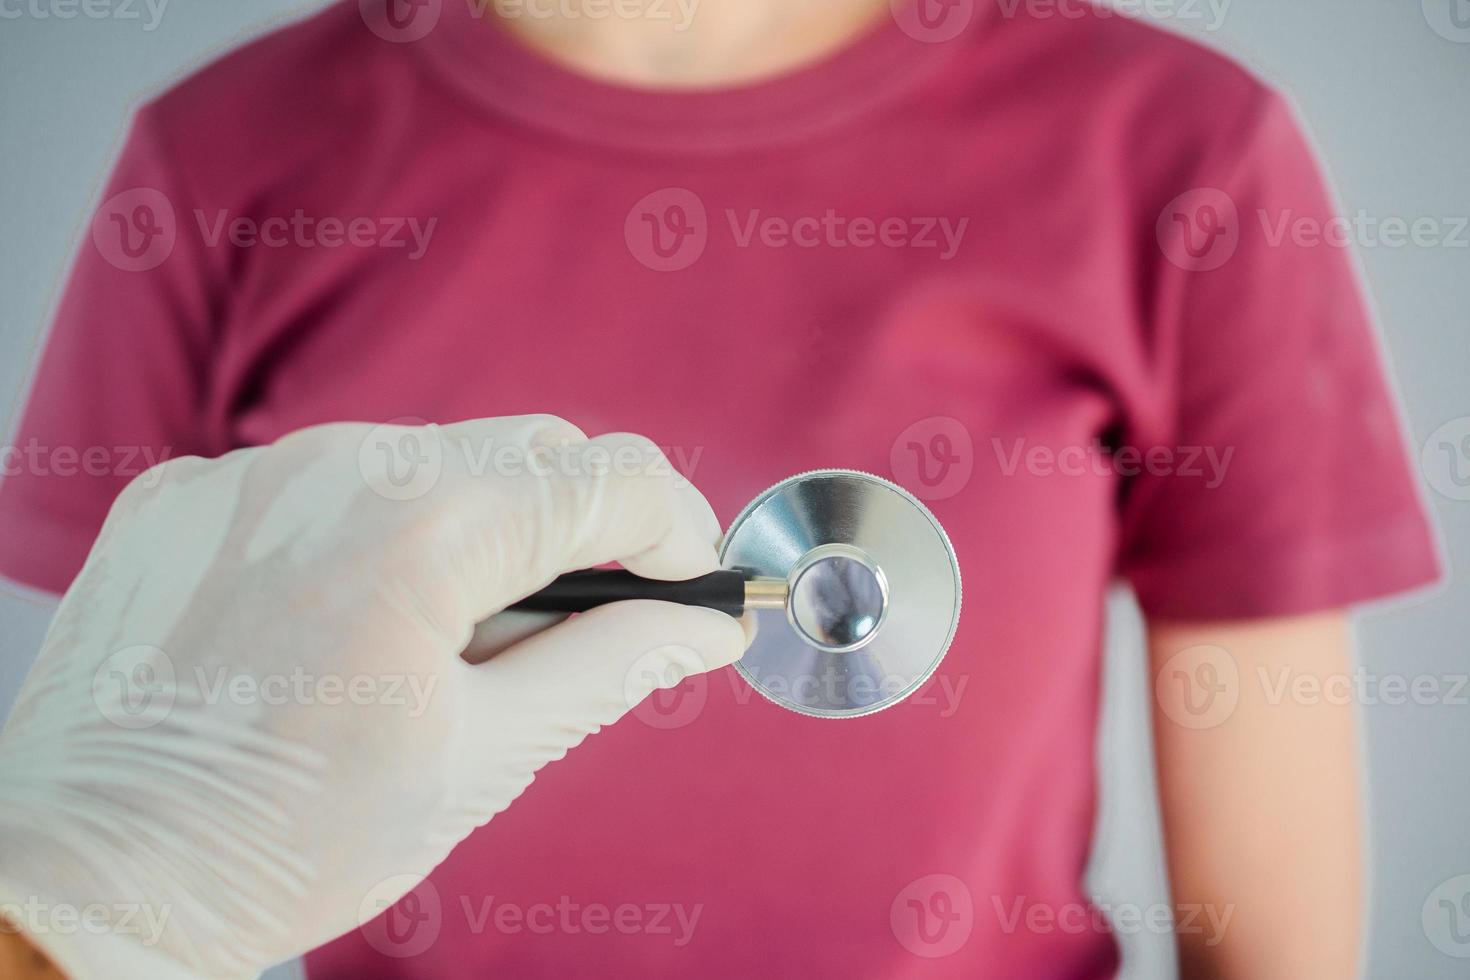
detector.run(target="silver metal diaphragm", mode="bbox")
[721,470,962,719]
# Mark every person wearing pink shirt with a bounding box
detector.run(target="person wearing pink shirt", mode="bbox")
[0,0,1441,976]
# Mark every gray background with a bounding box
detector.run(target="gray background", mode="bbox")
[0,2,1465,977]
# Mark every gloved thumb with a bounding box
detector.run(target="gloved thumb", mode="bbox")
[444,600,748,813]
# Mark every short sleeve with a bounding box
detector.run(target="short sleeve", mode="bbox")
[1118,91,1442,620]
[0,105,222,595]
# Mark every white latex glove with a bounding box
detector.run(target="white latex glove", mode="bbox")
[0,415,748,979]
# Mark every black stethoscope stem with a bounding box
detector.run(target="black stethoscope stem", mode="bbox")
[510,569,788,618]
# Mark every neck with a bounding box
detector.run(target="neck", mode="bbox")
[486,0,894,88]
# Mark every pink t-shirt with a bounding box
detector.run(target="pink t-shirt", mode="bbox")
[0,1,1441,975]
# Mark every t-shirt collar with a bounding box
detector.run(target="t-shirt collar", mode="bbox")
[409,0,991,155]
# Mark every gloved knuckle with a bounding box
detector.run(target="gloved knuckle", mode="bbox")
[523,413,582,443]
[124,453,207,496]
[596,433,678,489]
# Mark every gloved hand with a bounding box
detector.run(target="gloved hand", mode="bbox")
[0,415,748,979]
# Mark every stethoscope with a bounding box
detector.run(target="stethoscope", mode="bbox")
[514,469,961,718]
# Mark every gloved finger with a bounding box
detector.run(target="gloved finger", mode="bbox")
[407,424,725,634]
[490,599,745,691]
[647,472,725,569]
[451,601,746,784]
[436,413,589,475]
[545,432,723,582]
[616,448,724,582]
[370,413,587,632]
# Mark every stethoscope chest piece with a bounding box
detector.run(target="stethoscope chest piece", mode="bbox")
[722,469,962,719]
